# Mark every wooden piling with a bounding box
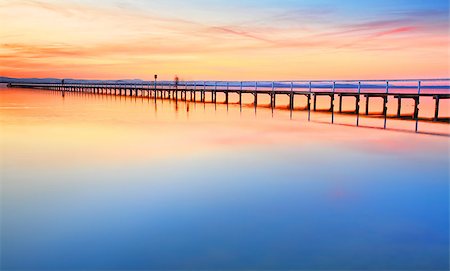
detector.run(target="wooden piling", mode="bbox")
[365,96,370,115]
[239,92,242,108]
[313,94,317,111]
[415,81,421,132]
[331,94,335,124]
[434,96,440,121]
[383,96,388,129]
[414,97,419,119]
[356,82,361,126]
[289,93,294,119]
[254,82,258,113]
[306,82,311,121]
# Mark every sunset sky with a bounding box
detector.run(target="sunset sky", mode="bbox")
[0,0,449,80]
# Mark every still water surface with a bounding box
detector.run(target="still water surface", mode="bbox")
[0,87,449,270]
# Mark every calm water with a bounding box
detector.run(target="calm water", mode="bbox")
[0,86,449,270]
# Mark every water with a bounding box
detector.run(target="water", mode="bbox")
[0,86,449,270]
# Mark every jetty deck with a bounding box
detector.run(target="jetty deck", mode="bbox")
[7,79,450,132]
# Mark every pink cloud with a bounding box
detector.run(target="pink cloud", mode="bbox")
[370,26,418,38]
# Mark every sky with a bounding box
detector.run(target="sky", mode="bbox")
[0,0,449,80]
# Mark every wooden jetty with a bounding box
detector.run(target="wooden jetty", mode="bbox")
[7,78,450,132]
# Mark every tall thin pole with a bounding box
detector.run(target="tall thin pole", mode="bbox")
[290,81,293,119]
[331,81,335,124]
[415,81,421,132]
[271,81,275,115]
[239,81,243,112]
[214,81,217,109]
[193,82,196,102]
[356,81,361,126]
[61,79,65,97]
[203,81,206,103]
[254,81,258,114]
[226,82,229,110]
[308,81,312,121]
[384,81,389,129]
[154,75,157,102]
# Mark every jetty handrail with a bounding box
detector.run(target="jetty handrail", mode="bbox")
[8,78,450,95]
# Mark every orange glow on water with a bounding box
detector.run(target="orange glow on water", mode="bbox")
[1,86,448,172]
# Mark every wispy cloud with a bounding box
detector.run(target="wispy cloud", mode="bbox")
[207,26,274,44]
[0,0,448,79]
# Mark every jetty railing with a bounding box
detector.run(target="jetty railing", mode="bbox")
[7,78,450,132]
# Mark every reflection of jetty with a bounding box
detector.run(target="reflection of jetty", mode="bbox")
[8,79,450,131]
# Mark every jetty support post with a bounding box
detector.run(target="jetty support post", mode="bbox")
[434,95,440,121]
[61,79,65,97]
[214,82,217,104]
[289,81,294,119]
[154,74,158,99]
[313,93,317,111]
[154,75,157,102]
[204,82,207,102]
[384,81,389,129]
[226,82,229,106]
[415,81,421,132]
[308,81,312,121]
[365,95,370,115]
[254,81,258,113]
[356,81,361,126]
[202,82,206,102]
[239,81,243,112]
[397,97,402,117]
[271,81,275,112]
[331,81,335,124]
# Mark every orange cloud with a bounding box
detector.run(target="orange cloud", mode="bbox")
[0,0,448,80]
